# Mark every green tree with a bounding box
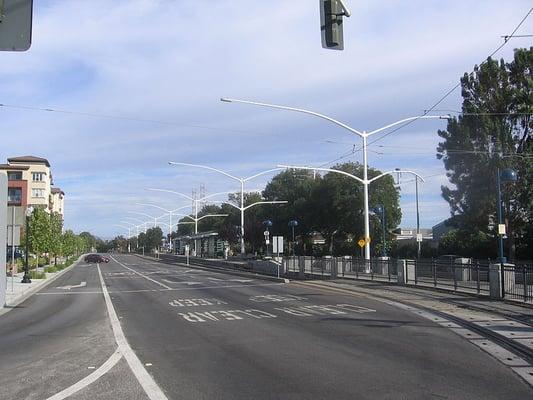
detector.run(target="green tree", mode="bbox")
[28,207,51,266]
[262,163,401,256]
[62,230,77,257]
[49,212,63,265]
[437,47,532,260]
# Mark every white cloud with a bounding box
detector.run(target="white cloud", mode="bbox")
[1,0,530,237]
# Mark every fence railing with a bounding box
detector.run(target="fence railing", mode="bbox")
[503,263,533,303]
[403,259,490,295]
[283,256,533,302]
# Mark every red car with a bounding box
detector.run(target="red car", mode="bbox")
[84,254,109,263]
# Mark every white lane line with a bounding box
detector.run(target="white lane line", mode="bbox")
[110,255,171,290]
[97,264,169,400]
[36,282,283,296]
[45,350,123,400]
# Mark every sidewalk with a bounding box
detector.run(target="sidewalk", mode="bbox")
[2,256,83,313]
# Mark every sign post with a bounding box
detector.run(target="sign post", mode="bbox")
[0,173,7,307]
[272,236,284,278]
[185,244,190,266]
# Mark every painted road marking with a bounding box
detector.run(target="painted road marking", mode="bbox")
[36,282,283,296]
[161,279,203,286]
[105,272,136,276]
[169,298,228,307]
[56,281,87,290]
[45,351,123,400]
[97,264,169,400]
[250,294,306,303]
[110,255,172,290]
[229,279,254,283]
[177,304,376,323]
[179,309,277,323]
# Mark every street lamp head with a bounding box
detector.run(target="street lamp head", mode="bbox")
[288,220,298,227]
[262,220,273,227]
[500,169,518,183]
[220,98,232,103]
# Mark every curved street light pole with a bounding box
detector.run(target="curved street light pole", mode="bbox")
[279,164,424,259]
[135,203,191,249]
[222,97,447,259]
[168,162,285,255]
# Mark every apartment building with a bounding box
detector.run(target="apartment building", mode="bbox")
[1,156,65,252]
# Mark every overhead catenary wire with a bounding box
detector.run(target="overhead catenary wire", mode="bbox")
[319,7,533,167]
[365,7,533,148]
[0,103,270,137]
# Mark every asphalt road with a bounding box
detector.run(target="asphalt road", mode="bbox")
[1,254,532,400]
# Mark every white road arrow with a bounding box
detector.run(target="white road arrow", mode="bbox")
[56,281,87,290]
[230,279,253,283]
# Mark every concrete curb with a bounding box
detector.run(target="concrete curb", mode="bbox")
[1,254,86,316]
[134,254,289,284]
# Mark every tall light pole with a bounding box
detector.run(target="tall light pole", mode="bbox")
[137,201,227,255]
[395,168,424,258]
[168,163,287,255]
[146,189,233,253]
[123,216,149,233]
[135,203,191,249]
[496,168,518,263]
[288,220,298,257]
[279,165,423,259]
[127,211,158,228]
[119,220,139,236]
[373,205,386,257]
[21,206,34,283]
[114,224,132,252]
[221,97,447,259]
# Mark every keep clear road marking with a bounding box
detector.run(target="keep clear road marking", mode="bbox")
[110,255,172,290]
[97,263,169,400]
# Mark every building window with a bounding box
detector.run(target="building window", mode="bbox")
[8,188,22,203]
[31,188,45,198]
[7,171,22,181]
[32,172,45,181]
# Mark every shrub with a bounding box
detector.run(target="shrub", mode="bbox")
[44,266,58,273]
[29,270,46,279]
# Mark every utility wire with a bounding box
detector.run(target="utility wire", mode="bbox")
[0,103,269,136]
[365,7,533,148]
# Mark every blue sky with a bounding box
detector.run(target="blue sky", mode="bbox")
[1,0,531,239]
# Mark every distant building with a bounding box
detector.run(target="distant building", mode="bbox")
[392,228,433,241]
[1,156,65,256]
[391,228,434,250]
[432,219,454,241]
[50,187,65,215]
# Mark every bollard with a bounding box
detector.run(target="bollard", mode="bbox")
[397,259,407,285]
[489,264,503,299]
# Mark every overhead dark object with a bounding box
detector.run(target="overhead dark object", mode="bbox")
[319,0,350,50]
[0,0,33,51]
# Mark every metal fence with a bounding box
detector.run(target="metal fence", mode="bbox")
[404,259,490,295]
[503,263,533,303]
[283,256,491,296]
[284,256,397,282]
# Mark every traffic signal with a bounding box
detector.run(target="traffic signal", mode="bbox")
[0,0,33,51]
[320,0,349,50]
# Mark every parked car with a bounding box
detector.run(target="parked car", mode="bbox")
[84,254,109,263]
